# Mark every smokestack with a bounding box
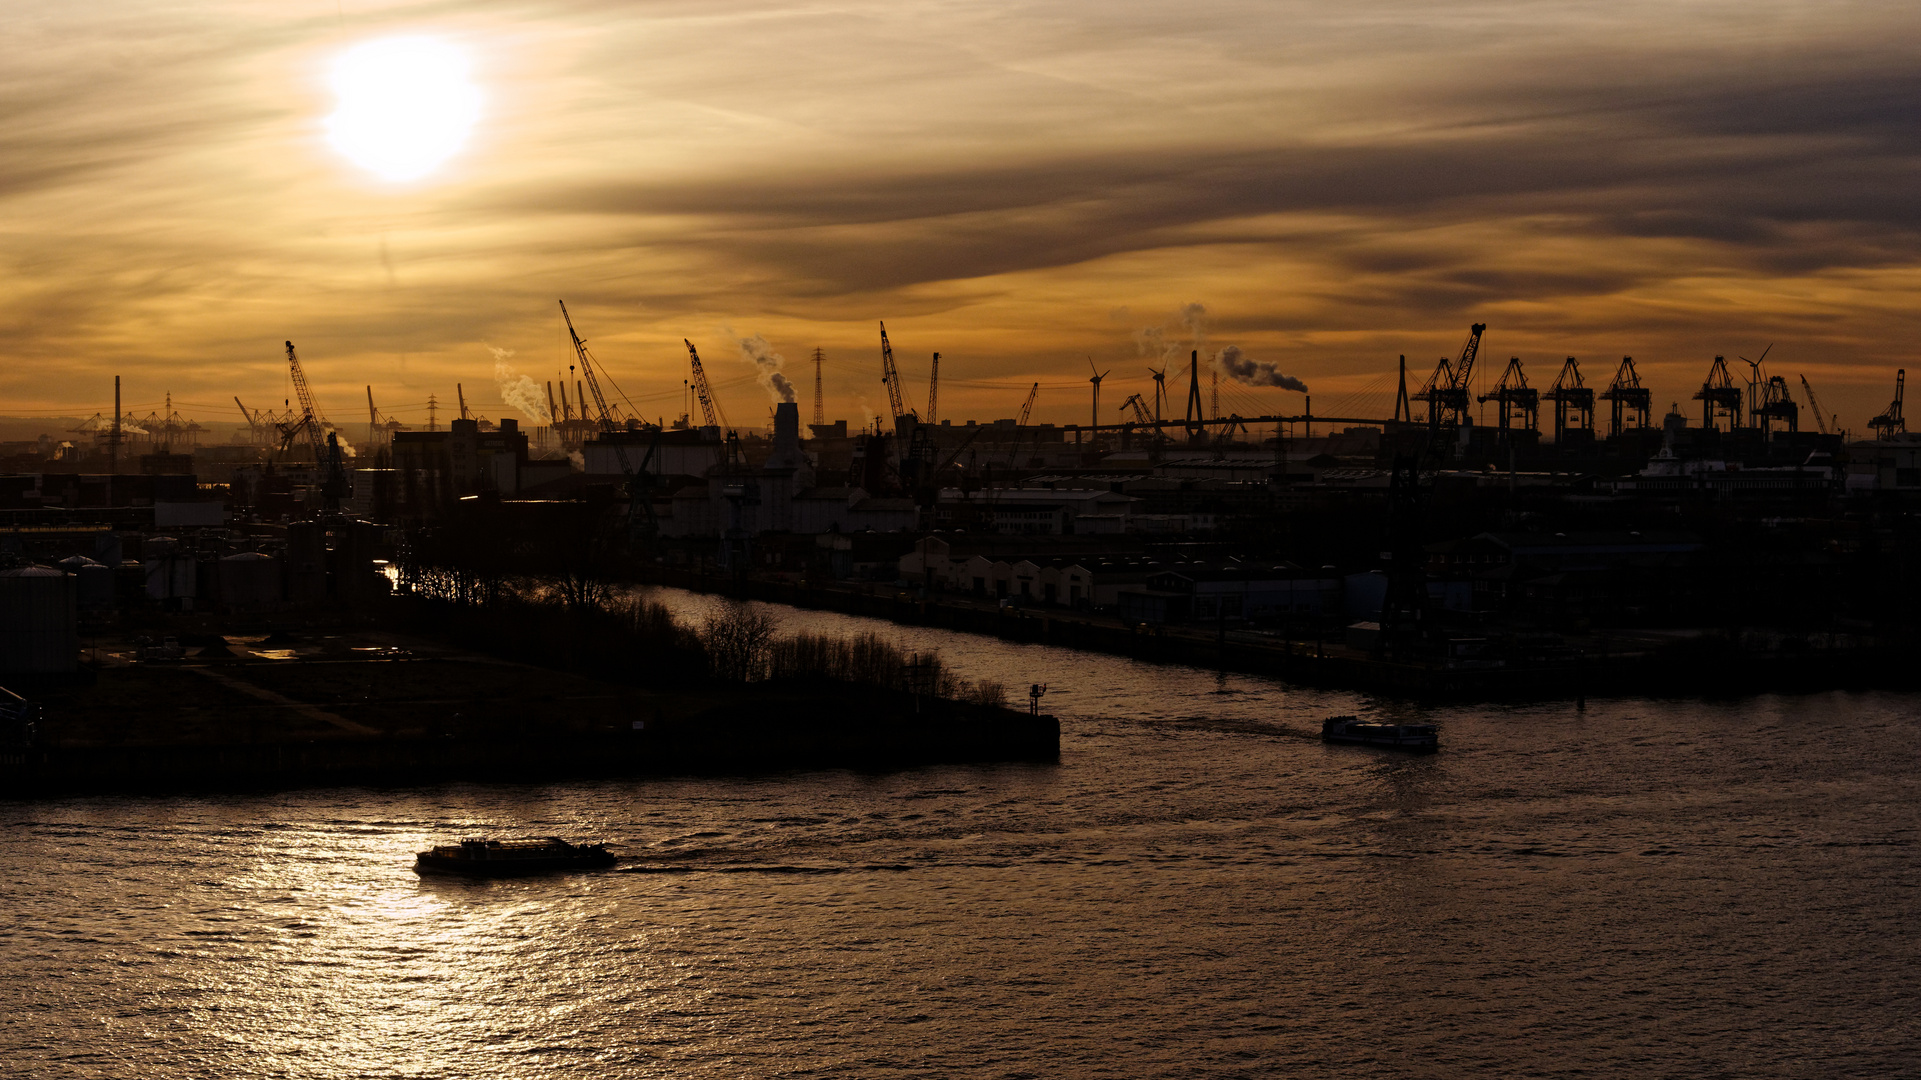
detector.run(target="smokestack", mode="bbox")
[766,400,805,469]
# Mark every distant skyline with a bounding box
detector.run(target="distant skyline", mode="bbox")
[4,1,1919,431]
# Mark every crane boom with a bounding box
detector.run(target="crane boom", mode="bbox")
[1015,382,1038,428]
[926,352,939,427]
[1120,393,1152,425]
[283,341,328,461]
[683,339,728,431]
[1797,375,1831,435]
[878,322,915,422]
[558,300,660,539]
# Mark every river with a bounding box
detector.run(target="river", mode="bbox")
[3,588,1916,1078]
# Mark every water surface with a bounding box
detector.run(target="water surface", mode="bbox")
[4,590,1915,1077]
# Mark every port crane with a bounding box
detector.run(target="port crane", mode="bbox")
[1544,357,1594,443]
[1797,375,1835,436]
[1478,357,1538,435]
[1694,355,1743,432]
[926,352,940,427]
[1004,382,1040,468]
[1600,357,1652,435]
[276,341,329,463]
[878,322,916,424]
[1120,393,1153,426]
[1412,323,1486,434]
[1870,369,1906,437]
[682,339,730,434]
[560,300,660,540]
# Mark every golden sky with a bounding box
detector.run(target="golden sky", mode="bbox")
[4,0,1919,432]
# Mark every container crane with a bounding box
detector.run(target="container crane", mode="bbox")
[1600,357,1652,436]
[560,300,661,539]
[683,339,730,433]
[1694,356,1743,433]
[1544,357,1595,443]
[1870,369,1906,437]
[1412,323,1486,434]
[1477,357,1538,435]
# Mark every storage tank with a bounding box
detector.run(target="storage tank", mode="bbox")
[218,552,283,609]
[56,557,115,611]
[0,566,78,673]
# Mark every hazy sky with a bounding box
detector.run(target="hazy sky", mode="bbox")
[5,0,1919,431]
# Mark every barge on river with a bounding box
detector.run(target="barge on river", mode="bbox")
[415,837,616,877]
[1321,715,1439,751]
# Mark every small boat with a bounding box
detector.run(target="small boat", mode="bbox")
[414,837,617,877]
[1321,715,1438,751]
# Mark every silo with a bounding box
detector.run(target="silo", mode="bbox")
[0,566,78,674]
[57,556,115,611]
[219,552,283,609]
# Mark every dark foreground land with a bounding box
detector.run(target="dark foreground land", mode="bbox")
[1,625,1057,794]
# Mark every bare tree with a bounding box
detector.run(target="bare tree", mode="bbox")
[700,602,778,682]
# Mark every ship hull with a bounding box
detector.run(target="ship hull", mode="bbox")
[414,851,617,877]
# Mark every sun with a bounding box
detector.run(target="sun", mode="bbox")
[326,36,482,183]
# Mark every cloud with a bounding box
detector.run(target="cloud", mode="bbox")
[4,1,1921,427]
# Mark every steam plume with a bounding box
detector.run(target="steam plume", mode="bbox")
[1134,301,1211,365]
[1214,345,1308,393]
[490,345,551,422]
[738,333,796,403]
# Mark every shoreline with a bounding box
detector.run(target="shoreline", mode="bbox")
[637,568,1917,701]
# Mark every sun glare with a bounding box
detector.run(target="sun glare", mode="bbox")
[326,37,481,182]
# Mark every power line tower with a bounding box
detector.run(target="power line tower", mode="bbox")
[812,347,825,427]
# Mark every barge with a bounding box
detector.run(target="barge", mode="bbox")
[1321,715,1439,751]
[414,837,616,877]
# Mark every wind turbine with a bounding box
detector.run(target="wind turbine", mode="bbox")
[1148,366,1167,422]
[1088,357,1111,431]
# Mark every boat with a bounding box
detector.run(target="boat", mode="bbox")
[1321,715,1438,751]
[414,837,617,877]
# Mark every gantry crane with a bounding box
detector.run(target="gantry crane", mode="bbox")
[560,300,660,539]
[878,321,916,424]
[1694,355,1743,432]
[1870,369,1906,437]
[682,339,730,433]
[1600,357,1652,436]
[1544,357,1595,443]
[1412,323,1486,435]
[1478,357,1538,436]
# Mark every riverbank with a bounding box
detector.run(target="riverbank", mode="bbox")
[0,624,1057,795]
[640,567,1917,700]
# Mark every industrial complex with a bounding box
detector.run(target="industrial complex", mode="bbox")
[3,315,1920,699]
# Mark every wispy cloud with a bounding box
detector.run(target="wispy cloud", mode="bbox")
[3,0,1920,425]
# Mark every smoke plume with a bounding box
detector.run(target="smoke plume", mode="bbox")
[490,345,551,423]
[1214,345,1308,393]
[738,333,796,403]
[1134,301,1211,366]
